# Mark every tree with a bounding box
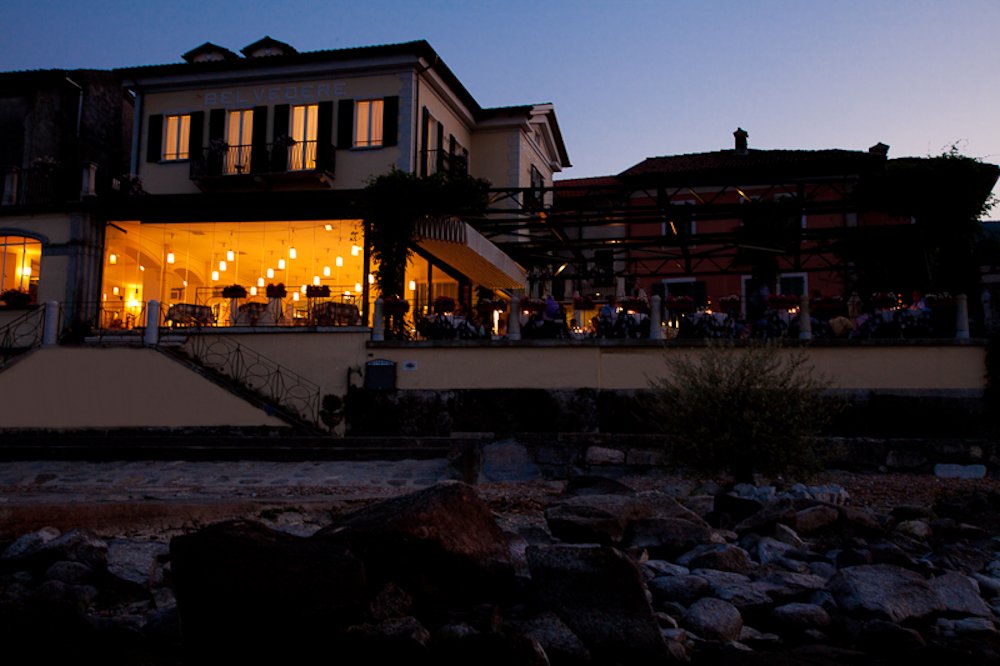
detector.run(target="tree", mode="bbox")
[648,341,835,482]
[363,168,490,337]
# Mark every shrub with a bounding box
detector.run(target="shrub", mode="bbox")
[648,341,836,482]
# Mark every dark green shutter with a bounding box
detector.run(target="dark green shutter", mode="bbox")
[435,121,444,172]
[382,96,398,147]
[207,109,225,175]
[250,105,268,174]
[188,111,204,158]
[208,109,225,141]
[271,104,290,171]
[316,101,334,170]
[146,114,163,163]
[420,107,430,177]
[337,99,354,148]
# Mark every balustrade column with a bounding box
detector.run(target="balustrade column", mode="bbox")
[144,300,160,346]
[649,295,663,340]
[955,294,970,340]
[371,298,385,341]
[798,295,812,341]
[508,296,522,341]
[42,301,59,347]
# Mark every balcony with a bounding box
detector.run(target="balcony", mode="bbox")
[189,141,335,191]
[2,163,97,208]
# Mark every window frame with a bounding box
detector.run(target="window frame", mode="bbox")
[288,104,319,171]
[354,99,385,149]
[162,114,191,161]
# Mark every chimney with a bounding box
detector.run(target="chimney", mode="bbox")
[868,142,889,157]
[734,128,749,154]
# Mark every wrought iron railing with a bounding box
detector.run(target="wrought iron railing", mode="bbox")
[0,306,44,369]
[179,333,320,425]
[190,141,335,179]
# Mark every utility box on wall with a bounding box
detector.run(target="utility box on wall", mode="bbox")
[364,359,396,390]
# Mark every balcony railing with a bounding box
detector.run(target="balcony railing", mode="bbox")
[190,141,335,180]
[1,163,101,207]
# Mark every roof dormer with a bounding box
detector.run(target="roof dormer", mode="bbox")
[181,42,240,63]
[240,36,298,58]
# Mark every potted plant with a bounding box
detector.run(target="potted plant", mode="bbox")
[573,294,595,311]
[265,283,287,299]
[619,296,650,314]
[432,295,456,314]
[520,297,546,313]
[382,296,410,316]
[222,284,247,299]
[306,285,331,298]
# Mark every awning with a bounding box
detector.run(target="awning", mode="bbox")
[414,217,526,290]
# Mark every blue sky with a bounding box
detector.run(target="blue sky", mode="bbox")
[2,0,998,210]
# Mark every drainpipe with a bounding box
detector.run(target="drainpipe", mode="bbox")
[64,76,83,138]
[127,86,142,176]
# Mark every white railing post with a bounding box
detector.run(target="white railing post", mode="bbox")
[508,296,522,340]
[372,298,385,341]
[650,295,663,340]
[42,300,60,347]
[144,300,160,346]
[955,293,970,340]
[2,168,18,206]
[798,294,812,340]
[80,162,98,198]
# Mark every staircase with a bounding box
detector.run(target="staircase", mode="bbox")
[0,307,44,371]
[157,333,324,434]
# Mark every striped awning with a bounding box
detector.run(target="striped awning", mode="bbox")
[413,217,526,290]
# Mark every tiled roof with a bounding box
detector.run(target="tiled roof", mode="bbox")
[620,148,884,180]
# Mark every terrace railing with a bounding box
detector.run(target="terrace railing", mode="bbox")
[0,306,44,370]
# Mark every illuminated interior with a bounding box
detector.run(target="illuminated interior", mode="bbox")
[102,220,365,326]
[0,236,41,303]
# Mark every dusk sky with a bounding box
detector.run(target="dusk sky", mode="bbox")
[2,0,998,212]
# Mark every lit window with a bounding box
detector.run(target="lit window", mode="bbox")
[355,99,384,148]
[289,104,318,170]
[163,114,191,160]
[0,235,41,305]
[226,109,254,174]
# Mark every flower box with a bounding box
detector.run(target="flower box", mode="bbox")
[306,285,331,298]
[222,285,247,299]
[432,295,456,314]
[265,283,287,298]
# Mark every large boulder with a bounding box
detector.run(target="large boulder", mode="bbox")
[930,572,992,617]
[170,519,367,660]
[828,564,944,623]
[544,494,651,545]
[527,544,669,664]
[624,517,715,559]
[317,481,515,608]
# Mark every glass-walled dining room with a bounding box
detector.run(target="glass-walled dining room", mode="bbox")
[101,219,366,328]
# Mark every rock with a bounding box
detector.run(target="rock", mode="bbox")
[693,569,773,612]
[772,523,807,549]
[648,574,709,606]
[544,494,649,545]
[770,602,831,631]
[626,449,669,466]
[930,572,992,617]
[479,440,542,483]
[640,559,689,579]
[808,561,838,580]
[791,505,840,535]
[738,624,782,648]
[891,504,933,521]
[895,520,932,539]
[170,519,368,659]
[837,507,887,538]
[682,598,743,642]
[714,493,765,527]
[1,526,61,560]
[677,544,755,574]
[858,619,927,652]
[683,495,716,518]
[105,539,169,588]
[367,581,413,621]
[318,481,515,606]
[828,564,944,623]
[43,561,93,584]
[625,518,714,559]
[3,528,107,572]
[756,571,828,603]
[886,450,928,470]
[506,610,591,664]
[951,617,997,635]
[972,573,1000,598]
[562,475,635,497]
[343,616,432,663]
[527,544,669,664]
[734,497,814,534]
[741,535,808,572]
[584,446,626,466]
